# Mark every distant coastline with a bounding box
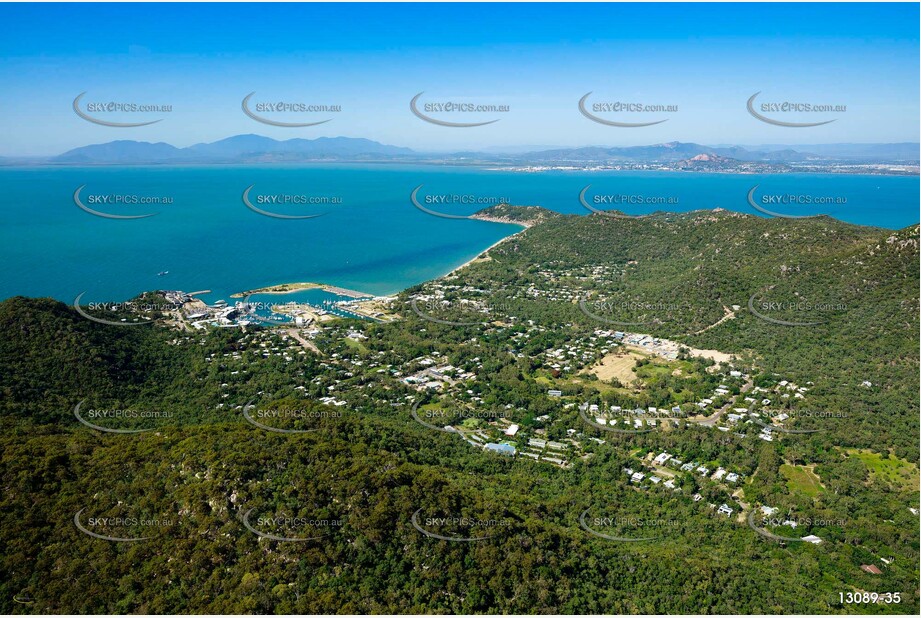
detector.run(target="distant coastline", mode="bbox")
[9,135,917,176]
[6,160,915,177]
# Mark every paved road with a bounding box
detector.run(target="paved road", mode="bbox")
[747,509,806,543]
[285,328,322,355]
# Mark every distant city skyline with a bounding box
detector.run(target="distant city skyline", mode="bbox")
[0,2,918,156]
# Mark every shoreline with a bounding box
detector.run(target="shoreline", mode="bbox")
[231,217,529,301]
[6,160,918,177]
[45,200,916,309]
[443,220,528,278]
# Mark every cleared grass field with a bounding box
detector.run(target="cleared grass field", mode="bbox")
[635,358,696,381]
[343,337,369,354]
[846,449,919,490]
[780,464,825,497]
[582,350,645,384]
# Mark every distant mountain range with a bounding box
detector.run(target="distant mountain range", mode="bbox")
[6,135,917,166]
[51,134,415,164]
[716,142,921,160]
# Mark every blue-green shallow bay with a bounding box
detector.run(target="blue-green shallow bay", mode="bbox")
[0,164,917,304]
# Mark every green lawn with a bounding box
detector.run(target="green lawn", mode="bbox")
[780,464,825,498]
[846,449,920,490]
[567,375,630,396]
[343,337,369,354]
[633,361,671,382]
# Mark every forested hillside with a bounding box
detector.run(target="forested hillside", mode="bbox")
[1,210,918,614]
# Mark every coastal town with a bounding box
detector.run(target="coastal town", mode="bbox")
[143,281,828,449]
[150,286,400,331]
[4,2,918,614]
[138,278,826,500]
[72,213,906,575]
[495,159,920,176]
[56,199,921,600]
[146,283,860,552]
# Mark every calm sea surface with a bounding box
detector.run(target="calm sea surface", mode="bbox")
[1,164,917,304]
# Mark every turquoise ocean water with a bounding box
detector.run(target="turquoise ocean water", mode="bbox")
[0,164,917,304]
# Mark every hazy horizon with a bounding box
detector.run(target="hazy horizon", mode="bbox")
[4,134,920,160]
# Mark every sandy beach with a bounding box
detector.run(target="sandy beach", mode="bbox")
[443,222,528,278]
[230,216,529,303]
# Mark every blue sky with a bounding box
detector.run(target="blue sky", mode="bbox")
[0,2,918,155]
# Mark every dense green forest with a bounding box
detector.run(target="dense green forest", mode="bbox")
[0,209,918,614]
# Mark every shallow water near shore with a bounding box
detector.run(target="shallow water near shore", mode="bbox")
[1,164,917,304]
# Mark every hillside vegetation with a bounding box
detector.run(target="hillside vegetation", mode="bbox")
[1,210,918,614]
